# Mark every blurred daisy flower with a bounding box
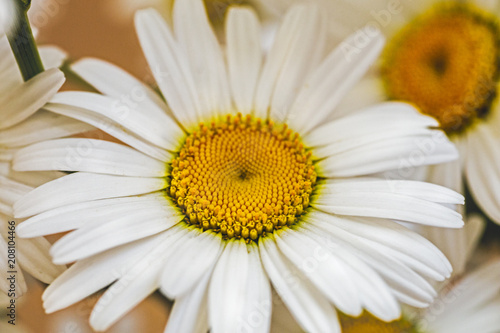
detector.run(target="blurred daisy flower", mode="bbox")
[0,11,93,296]
[13,0,464,331]
[310,0,500,225]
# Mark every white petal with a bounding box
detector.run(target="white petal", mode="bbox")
[70,57,172,119]
[0,68,64,130]
[307,210,451,280]
[0,162,63,187]
[315,131,457,178]
[425,146,464,193]
[164,270,211,333]
[39,45,67,69]
[0,110,94,148]
[254,4,325,119]
[44,103,170,161]
[17,236,66,284]
[275,228,362,316]
[328,75,386,122]
[287,29,385,134]
[88,227,188,331]
[14,172,167,218]
[305,212,438,306]
[50,91,184,151]
[49,202,182,264]
[413,215,485,278]
[426,260,500,333]
[135,9,200,128]
[14,138,168,177]
[173,0,231,120]
[43,230,177,313]
[0,235,27,297]
[160,229,223,298]
[465,124,500,224]
[312,187,463,228]
[301,223,400,321]
[317,178,463,204]
[259,236,341,333]
[0,176,32,215]
[241,242,273,333]
[298,102,437,147]
[209,239,263,333]
[226,7,262,115]
[16,193,174,238]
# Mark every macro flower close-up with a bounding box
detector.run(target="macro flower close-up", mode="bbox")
[1,0,500,332]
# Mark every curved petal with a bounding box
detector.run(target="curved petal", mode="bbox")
[254,4,326,120]
[44,103,171,162]
[88,227,188,331]
[49,202,182,264]
[50,91,184,151]
[0,110,93,149]
[287,29,385,134]
[259,236,340,333]
[43,229,180,313]
[14,138,168,177]
[16,193,174,238]
[306,210,452,280]
[39,45,67,69]
[160,229,223,298]
[275,228,362,316]
[465,124,500,224]
[0,68,64,130]
[164,270,211,333]
[209,239,271,333]
[135,8,201,129]
[17,236,66,284]
[226,7,262,115]
[173,0,231,121]
[71,57,172,119]
[14,172,167,218]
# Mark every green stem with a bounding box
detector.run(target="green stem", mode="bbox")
[6,0,44,81]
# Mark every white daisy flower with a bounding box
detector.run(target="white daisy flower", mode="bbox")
[0,30,93,296]
[302,0,500,225]
[13,1,464,332]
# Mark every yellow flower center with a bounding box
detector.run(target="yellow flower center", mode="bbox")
[339,312,420,333]
[169,114,316,241]
[381,4,500,135]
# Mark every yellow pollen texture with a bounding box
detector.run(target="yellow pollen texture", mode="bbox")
[382,4,500,135]
[169,114,317,242]
[339,312,420,333]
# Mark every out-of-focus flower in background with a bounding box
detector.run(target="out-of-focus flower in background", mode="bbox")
[302,0,500,227]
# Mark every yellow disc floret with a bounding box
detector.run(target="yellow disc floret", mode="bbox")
[169,114,316,242]
[382,4,500,135]
[339,312,420,333]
